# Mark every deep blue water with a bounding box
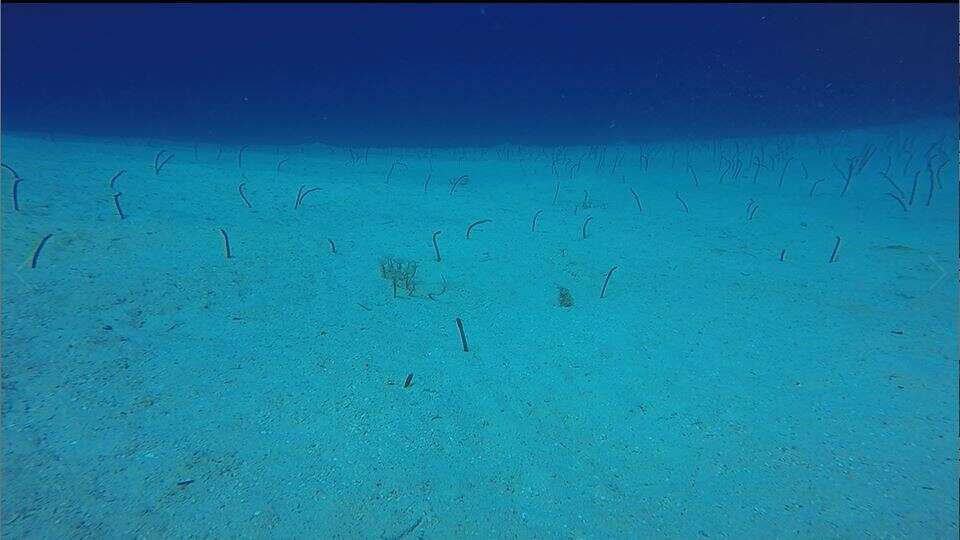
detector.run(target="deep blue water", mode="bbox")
[2,3,957,146]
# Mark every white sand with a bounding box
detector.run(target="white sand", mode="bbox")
[2,119,957,537]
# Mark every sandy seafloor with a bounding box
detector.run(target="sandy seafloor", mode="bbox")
[2,118,957,539]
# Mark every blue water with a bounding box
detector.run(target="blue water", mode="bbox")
[2,4,958,538]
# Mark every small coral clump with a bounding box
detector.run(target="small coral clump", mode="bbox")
[379,256,418,297]
[557,286,574,308]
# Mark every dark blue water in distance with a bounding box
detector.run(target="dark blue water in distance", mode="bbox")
[2,3,958,538]
[2,3,956,146]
